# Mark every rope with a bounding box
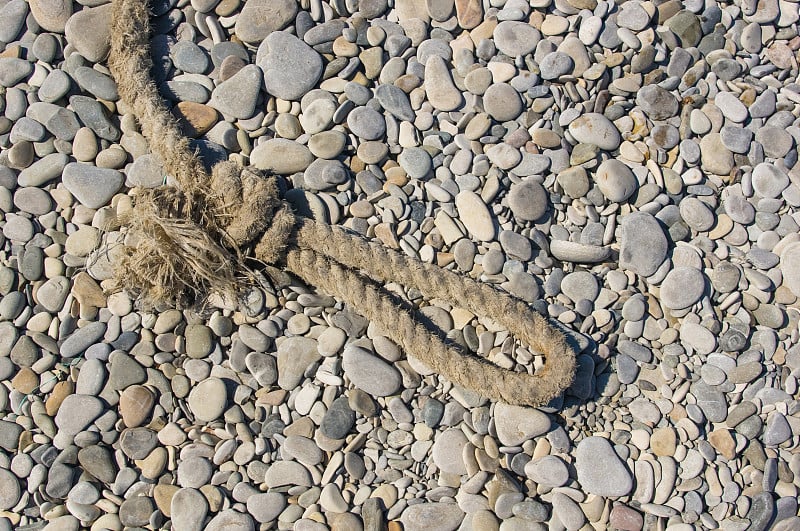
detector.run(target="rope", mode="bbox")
[106,0,576,406]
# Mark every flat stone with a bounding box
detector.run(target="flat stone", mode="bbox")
[347,106,386,140]
[752,163,789,199]
[715,92,749,122]
[455,0,483,29]
[264,461,311,488]
[552,492,585,530]
[188,377,227,422]
[540,51,574,80]
[781,243,800,297]
[401,503,465,531]
[456,191,495,242]
[54,394,104,435]
[493,21,541,57]
[375,84,415,122]
[595,159,638,202]
[483,83,522,121]
[0,0,29,43]
[342,346,402,396]
[636,85,679,120]
[575,436,633,497]
[568,113,621,151]
[70,96,120,141]
[424,55,463,112]
[119,385,155,428]
[64,4,112,63]
[680,197,715,232]
[209,64,262,119]
[246,492,286,523]
[320,397,355,440]
[690,380,727,423]
[277,337,321,390]
[245,352,277,386]
[0,58,32,87]
[0,469,20,512]
[60,321,107,358]
[660,267,705,310]
[250,139,314,174]
[494,403,550,446]
[235,0,297,43]
[171,488,209,531]
[620,212,668,277]
[524,455,569,487]
[508,180,548,222]
[550,240,610,263]
[432,428,468,475]
[62,163,124,209]
[700,133,734,175]
[257,32,323,101]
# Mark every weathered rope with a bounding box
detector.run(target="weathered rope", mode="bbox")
[107,0,576,406]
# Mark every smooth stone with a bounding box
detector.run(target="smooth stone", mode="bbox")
[277,337,321,390]
[64,4,112,63]
[483,83,522,121]
[595,159,638,202]
[304,159,350,190]
[424,55,463,112]
[18,153,69,187]
[320,397,356,439]
[73,67,119,101]
[550,240,610,263]
[128,154,165,188]
[342,346,402,396]
[568,113,621,151]
[700,133,734,175]
[347,106,386,140]
[715,91,749,122]
[171,41,209,74]
[250,139,314,174]
[752,163,789,199]
[690,380,727,423]
[660,267,705,310]
[205,509,255,531]
[524,455,569,487]
[432,428,468,475]
[209,65,262,119]
[257,32,323,101]
[561,271,599,302]
[399,147,432,179]
[508,180,549,222]
[552,492,585,530]
[171,488,209,531]
[245,353,277,386]
[493,21,541,56]
[246,492,286,523]
[494,403,550,446]
[456,191,495,242]
[0,469,20,511]
[62,163,124,209]
[679,197,715,232]
[235,0,297,43]
[70,96,120,141]
[375,84,415,121]
[264,461,311,488]
[636,85,679,120]
[60,321,106,358]
[401,503,465,531]
[54,394,104,435]
[119,385,155,427]
[780,242,800,297]
[187,377,227,422]
[575,436,633,496]
[620,212,668,277]
[0,58,32,87]
[539,51,574,80]
[0,0,29,43]
[680,323,717,355]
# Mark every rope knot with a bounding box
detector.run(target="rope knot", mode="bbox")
[112,161,295,308]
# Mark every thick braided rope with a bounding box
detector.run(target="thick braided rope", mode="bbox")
[107,0,576,406]
[288,220,576,404]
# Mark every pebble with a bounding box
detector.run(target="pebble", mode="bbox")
[619,212,668,277]
[209,65,262,119]
[494,404,550,446]
[343,346,402,396]
[187,377,227,422]
[64,4,112,63]
[62,163,124,209]
[401,503,465,531]
[660,267,706,310]
[594,159,638,203]
[568,113,621,151]
[508,180,548,222]
[250,139,314,174]
[494,21,540,57]
[752,163,789,199]
[257,32,323,101]
[575,437,633,497]
[424,55,463,112]
[456,191,495,242]
[235,0,297,43]
[171,488,209,531]
[524,455,569,487]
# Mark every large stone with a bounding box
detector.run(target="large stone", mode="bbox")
[250,139,314,174]
[575,436,633,496]
[257,32,323,101]
[235,0,297,43]
[619,212,668,277]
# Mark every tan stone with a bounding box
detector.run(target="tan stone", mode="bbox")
[174,102,218,137]
[45,381,73,416]
[119,385,155,428]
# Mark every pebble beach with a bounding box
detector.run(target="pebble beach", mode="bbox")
[1,0,800,529]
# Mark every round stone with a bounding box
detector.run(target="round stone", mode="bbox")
[595,159,638,202]
[660,267,706,310]
[508,180,548,222]
[483,83,522,121]
[188,378,227,422]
